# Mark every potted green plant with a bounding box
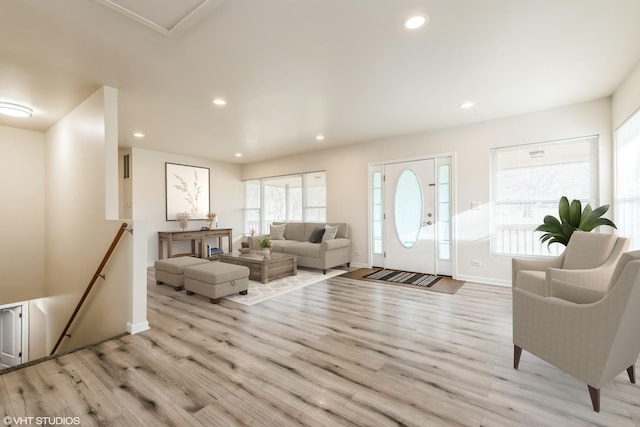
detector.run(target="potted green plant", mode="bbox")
[257,237,272,257]
[535,196,617,248]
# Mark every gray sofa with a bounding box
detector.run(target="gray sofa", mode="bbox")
[247,222,351,273]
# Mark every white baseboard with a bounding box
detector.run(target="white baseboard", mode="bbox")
[454,274,510,287]
[127,321,150,334]
[349,262,369,269]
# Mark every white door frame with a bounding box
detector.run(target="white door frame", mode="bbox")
[368,152,456,275]
[0,301,29,367]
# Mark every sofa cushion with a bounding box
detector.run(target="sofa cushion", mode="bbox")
[270,240,300,252]
[301,222,348,240]
[550,278,606,304]
[515,270,545,296]
[279,222,305,241]
[270,224,286,240]
[322,224,339,242]
[284,242,322,258]
[562,231,617,270]
[309,227,325,243]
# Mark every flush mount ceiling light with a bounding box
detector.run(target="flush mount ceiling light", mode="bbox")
[315,134,325,141]
[213,98,227,106]
[0,102,33,118]
[133,132,145,138]
[459,101,475,109]
[404,15,428,30]
[234,152,243,158]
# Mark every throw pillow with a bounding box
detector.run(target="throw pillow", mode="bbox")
[322,224,339,242]
[309,227,325,243]
[270,224,286,240]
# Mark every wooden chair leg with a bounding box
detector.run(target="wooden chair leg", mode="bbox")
[628,365,636,384]
[513,345,522,369]
[588,385,600,412]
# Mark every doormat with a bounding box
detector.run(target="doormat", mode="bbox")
[342,268,464,294]
[364,269,441,287]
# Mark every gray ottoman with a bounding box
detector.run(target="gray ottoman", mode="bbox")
[184,262,250,304]
[154,257,210,291]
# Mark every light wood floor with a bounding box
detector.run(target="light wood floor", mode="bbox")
[2,272,640,426]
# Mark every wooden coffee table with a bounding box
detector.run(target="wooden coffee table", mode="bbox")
[219,251,297,284]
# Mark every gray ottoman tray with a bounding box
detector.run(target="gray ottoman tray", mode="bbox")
[155,256,210,290]
[185,262,250,304]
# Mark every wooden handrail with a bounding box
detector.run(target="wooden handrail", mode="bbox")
[50,222,129,356]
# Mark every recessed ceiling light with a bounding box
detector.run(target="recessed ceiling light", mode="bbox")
[315,134,325,141]
[459,101,475,109]
[133,132,145,138]
[404,15,428,30]
[213,98,227,106]
[0,102,33,118]
[234,153,243,158]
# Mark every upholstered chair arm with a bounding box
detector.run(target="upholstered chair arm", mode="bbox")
[320,238,351,251]
[514,259,640,388]
[513,289,615,388]
[512,253,565,287]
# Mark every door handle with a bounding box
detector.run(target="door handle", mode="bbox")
[422,220,433,226]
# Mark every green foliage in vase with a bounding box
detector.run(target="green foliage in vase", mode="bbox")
[256,238,271,249]
[535,196,617,247]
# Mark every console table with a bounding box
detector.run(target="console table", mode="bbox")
[158,228,233,259]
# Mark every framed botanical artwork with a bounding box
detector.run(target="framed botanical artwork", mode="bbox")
[165,162,210,221]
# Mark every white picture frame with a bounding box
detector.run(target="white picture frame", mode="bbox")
[165,162,210,221]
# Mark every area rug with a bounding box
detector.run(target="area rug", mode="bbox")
[224,268,345,306]
[343,268,464,295]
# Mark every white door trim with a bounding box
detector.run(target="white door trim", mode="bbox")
[367,152,456,275]
[0,301,29,366]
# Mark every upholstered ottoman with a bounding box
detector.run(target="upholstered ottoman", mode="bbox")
[154,257,210,291]
[184,262,250,304]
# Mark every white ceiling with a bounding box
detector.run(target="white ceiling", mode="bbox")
[2,0,640,163]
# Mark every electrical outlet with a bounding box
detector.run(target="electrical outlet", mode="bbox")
[471,260,482,266]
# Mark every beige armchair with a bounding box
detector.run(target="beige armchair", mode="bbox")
[513,250,640,412]
[512,231,629,297]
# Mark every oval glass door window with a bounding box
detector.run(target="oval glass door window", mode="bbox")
[395,169,423,247]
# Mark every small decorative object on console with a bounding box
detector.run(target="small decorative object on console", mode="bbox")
[206,211,217,229]
[176,211,191,230]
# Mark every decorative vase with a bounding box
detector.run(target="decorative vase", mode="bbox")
[262,248,271,258]
[179,217,188,230]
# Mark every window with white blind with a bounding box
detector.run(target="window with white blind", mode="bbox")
[615,110,640,250]
[243,171,327,235]
[490,136,598,256]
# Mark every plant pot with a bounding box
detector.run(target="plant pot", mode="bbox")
[262,248,271,258]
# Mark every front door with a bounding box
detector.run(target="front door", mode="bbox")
[384,159,436,273]
[0,305,23,369]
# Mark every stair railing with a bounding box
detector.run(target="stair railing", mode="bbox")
[50,222,130,356]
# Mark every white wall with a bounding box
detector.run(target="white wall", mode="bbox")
[613,60,640,128]
[0,126,45,305]
[131,148,243,265]
[242,98,612,285]
[43,87,135,353]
